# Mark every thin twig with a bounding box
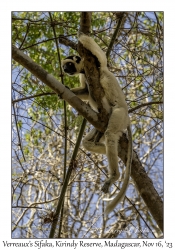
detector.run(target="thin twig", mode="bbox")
[129,101,163,113]
[49,118,87,238]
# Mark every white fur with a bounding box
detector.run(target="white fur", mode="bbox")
[62,34,133,214]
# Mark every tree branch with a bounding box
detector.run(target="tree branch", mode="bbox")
[129,101,163,113]
[106,12,125,59]
[12,43,163,232]
[59,36,77,51]
[12,45,106,133]
[118,133,163,232]
[77,13,163,232]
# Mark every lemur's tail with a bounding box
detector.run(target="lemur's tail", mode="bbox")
[104,125,133,214]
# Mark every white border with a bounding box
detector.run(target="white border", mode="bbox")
[0,0,174,247]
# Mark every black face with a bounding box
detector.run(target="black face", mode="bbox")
[63,61,77,75]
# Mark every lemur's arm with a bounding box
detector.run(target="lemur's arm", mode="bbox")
[70,74,89,101]
[79,33,107,68]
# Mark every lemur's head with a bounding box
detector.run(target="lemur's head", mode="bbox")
[62,55,84,76]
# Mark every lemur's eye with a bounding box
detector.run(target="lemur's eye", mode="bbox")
[69,62,72,66]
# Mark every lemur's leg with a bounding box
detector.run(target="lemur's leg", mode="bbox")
[82,128,106,154]
[101,107,127,193]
